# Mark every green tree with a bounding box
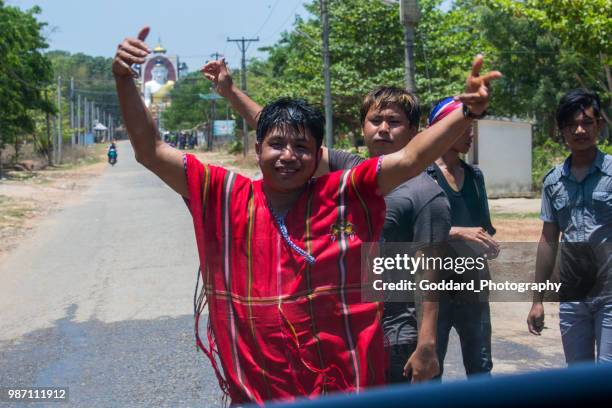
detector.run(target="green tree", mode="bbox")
[476,4,593,142]
[0,1,53,157]
[248,0,488,140]
[46,50,121,136]
[414,0,495,111]
[480,0,611,130]
[250,0,407,140]
[161,71,232,132]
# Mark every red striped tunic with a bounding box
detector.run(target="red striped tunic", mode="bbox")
[184,153,387,405]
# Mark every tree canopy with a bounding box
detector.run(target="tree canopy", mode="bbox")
[0,0,53,149]
[2,0,610,156]
[160,72,233,132]
[244,0,610,143]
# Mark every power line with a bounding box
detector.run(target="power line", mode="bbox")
[253,0,282,37]
[260,0,303,43]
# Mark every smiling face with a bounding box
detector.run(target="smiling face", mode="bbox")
[561,106,602,153]
[363,104,418,157]
[256,125,321,193]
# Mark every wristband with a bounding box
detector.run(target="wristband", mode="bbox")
[463,104,487,119]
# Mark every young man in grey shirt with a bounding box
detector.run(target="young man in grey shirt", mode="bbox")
[328,144,450,383]
[202,60,450,383]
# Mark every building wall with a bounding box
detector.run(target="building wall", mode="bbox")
[468,119,533,197]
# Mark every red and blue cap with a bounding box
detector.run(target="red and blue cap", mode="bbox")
[428,97,463,126]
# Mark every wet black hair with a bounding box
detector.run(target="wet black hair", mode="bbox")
[256,97,325,149]
[556,89,602,129]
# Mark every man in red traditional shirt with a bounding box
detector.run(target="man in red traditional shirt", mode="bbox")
[113,26,500,405]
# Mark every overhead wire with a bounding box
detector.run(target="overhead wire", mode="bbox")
[260,0,303,43]
[252,0,281,37]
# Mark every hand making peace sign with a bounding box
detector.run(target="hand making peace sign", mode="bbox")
[455,54,503,115]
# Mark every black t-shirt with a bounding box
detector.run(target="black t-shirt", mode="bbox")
[430,162,493,301]
[328,149,451,345]
[433,162,480,228]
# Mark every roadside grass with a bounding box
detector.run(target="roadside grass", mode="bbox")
[1,144,106,184]
[0,143,106,239]
[229,153,259,172]
[53,143,107,170]
[0,195,36,226]
[491,212,542,242]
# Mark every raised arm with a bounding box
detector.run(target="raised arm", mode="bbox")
[201,59,262,129]
[113,26,188,197]
[201,59,334,176]
[378,55,502,196]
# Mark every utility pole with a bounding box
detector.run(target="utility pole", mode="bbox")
[321,0,333,148]
[84,97,88,143]
[57,76,62,164]
[77,94,81,145]
[209,52,221,151]
[227,36,259,156]
[96,106,101,141]
[90,101,95,137]
[399,0,420,92]
[45,89,53,166]
[70,78,75,146]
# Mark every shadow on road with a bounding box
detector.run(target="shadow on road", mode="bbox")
[0,304,222,407]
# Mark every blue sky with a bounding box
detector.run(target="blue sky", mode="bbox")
[7,0,311,72]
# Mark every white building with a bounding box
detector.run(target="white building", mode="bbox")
[466,118,533,197]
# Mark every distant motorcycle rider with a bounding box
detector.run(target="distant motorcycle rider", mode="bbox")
[107,140,118,165]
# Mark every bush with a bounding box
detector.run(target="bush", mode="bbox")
[600,142,612,155]
[227,140,243,155]
[333,135,353,151]
[333,134,364,157]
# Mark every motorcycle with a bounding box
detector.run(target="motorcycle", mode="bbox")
[108,149,117,166]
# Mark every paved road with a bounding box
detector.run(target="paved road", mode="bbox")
[0,142,565,407]
[0,142,222,407]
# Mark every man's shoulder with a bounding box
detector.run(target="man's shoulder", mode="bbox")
[406,172,444,194]
[186,153,252,188]
[542,163,564,187]
[387,173,444,207]
[461,161,485,181]
[328,148,365,171]
[601,152,612,176]
[318,156,379,189]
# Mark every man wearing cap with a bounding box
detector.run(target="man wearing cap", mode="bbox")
[425,97,499,378]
